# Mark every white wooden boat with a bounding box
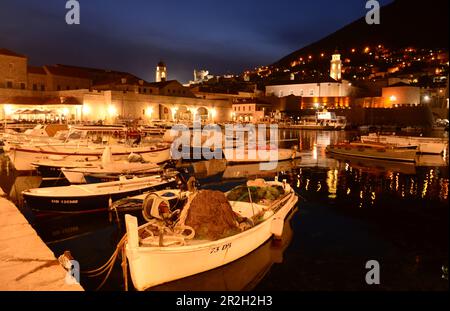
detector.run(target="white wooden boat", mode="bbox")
[22,175,177,213]
[31,158,104,178]
[124,178,298,290]
[5,124,171,171]
[361,133,448,155]
[7,143,171,171]
[61,162,161,184]
[326,142,417,162]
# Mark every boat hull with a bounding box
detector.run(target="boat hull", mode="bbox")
[125,189,298,291]
[35,163,67,178]
[326,145,416,162]
[23,179,176,213]
[7,145,171,171]
[361,135,448,154]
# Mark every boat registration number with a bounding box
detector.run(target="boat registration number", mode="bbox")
[210,242,232,254]
[51,199,79,204]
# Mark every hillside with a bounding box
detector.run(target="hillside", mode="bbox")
[274,0,449,67]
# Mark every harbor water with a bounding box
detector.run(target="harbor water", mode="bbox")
[0,130,448,291]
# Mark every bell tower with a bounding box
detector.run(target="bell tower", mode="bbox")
[156,61,167,82]
[330,52,342,81]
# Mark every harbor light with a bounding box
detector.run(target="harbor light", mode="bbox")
[4,104,13,116]
[145,107,153,117]
[82,105,91,115]
[108,105,117,116]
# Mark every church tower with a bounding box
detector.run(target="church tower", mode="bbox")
[330,52,342,81]
[156,61,167,82]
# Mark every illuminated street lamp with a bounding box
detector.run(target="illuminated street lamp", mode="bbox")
[146,107,153,118]
[211,108,217,122]
[4,104,13,117]
[108,105,117,117]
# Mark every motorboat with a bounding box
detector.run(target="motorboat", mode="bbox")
[361,133,448,155]
[326,141,417,162]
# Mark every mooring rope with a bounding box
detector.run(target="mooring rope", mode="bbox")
[82,234,128,291]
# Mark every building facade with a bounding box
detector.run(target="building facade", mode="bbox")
[0,49,232,123]
[265,80,353,98]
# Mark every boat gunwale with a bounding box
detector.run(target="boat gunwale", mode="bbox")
[22,176,174,198]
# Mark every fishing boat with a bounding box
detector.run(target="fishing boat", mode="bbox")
[151,206,296,291]
[61,162,162,184]
[31,158,103,178]
[59,147,163,184]
[22,175,177,213]
[7,142,171,171]
[326,142,417,162]
[5,125,172,171]
[361,133,448,155]
[31,145,162,180]
[123,178,298,290]
[224,145,301,164]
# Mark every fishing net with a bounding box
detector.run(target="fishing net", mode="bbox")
[183,190,240,240]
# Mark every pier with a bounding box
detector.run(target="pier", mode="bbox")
[0,191,83,291]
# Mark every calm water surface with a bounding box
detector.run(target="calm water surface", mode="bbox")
[0,130,448,291]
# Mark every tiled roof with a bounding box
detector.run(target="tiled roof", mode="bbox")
[0,48,26,58]
[28,66,47,75]
[266,76,339,86]
[0,96,82,106]
[146,80,179,88]
[389,82,411,87]
[93,74,155,87]
[44,65,92,79]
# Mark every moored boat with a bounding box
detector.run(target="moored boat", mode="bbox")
[361,133,448,155]
[124,178,298,290]
[326,142,417,162]
[61,161,162,184]
[22,175,177,213]
[7,143,171,171]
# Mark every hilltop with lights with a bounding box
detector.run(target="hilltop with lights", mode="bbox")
[243,0,448,89]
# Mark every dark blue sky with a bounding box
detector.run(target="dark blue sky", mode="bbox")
[0,0,392,83]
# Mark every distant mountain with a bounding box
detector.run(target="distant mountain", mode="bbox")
[274,0,449,67]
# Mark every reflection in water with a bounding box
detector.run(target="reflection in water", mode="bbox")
[0,129,448,291]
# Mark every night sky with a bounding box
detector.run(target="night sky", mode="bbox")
[0,0,393,83]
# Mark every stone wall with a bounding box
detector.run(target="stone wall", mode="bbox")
[0,54,27,89]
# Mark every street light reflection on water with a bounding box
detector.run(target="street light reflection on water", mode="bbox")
[0,129,448,291]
